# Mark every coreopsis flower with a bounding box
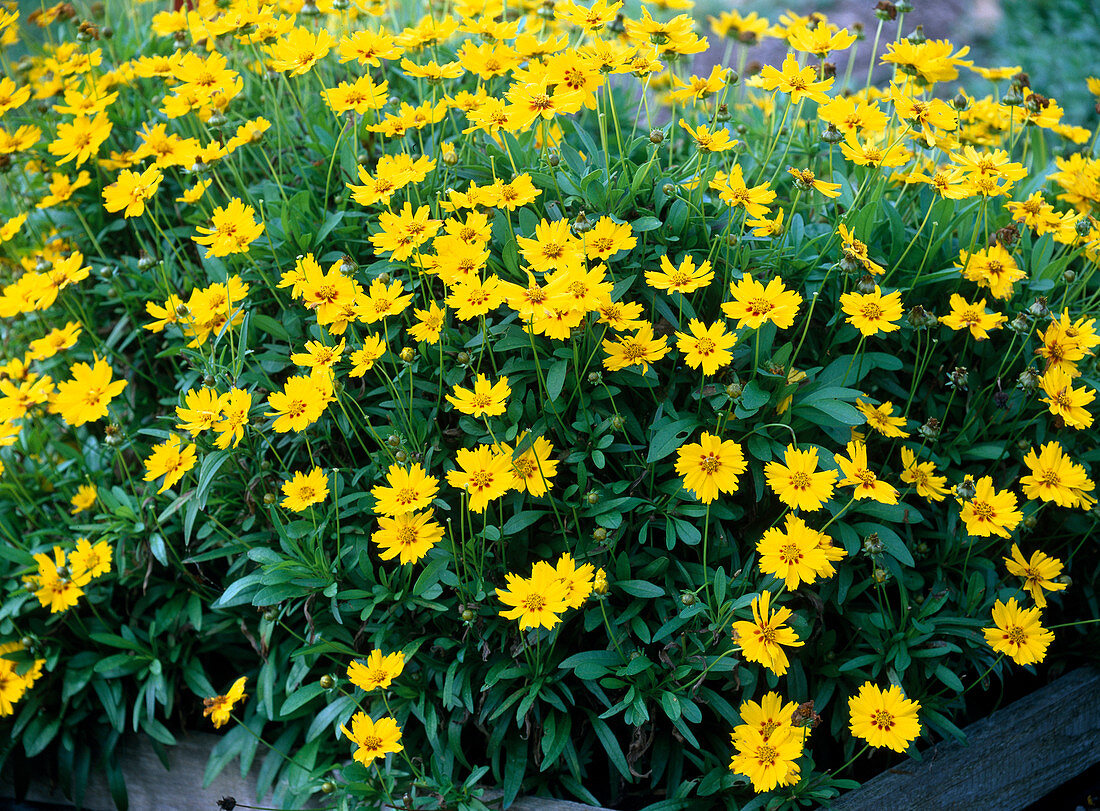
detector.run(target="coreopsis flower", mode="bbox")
[709,165,777,219]
[839,130,911,168]
[27,321,81,361]
[837,224,885,275]
[371,463,439,516]
[347,650,405,692]
[840,286,904,336]
[534,553,595,610]
[759,53,834,103]
[143,434,197,494]
[819,96,889,135]
[31,546,91,613]
[954,245,1026,300]
[557,0,624,31]
[504,73,585,132]
[757,515,831,590]
[787,167,841,197]
[280,467,328,513]
[408,302,446,345]
[746,208,786,238]
[496,566,570,630]
[1020,442,1096,508]
[267,27,335,76]
[581,217,635,261]
[372,511,445,564]
[848,683,921,752]
[1040,368,1094,429]
[214,388,252,449]
[175,387,223,435]
[497,434,558,497]
[880,38,971,85]
[447,374,511,418]
[940,294,1007,340]
[70,484,97,514]
[676,320,736,375]
[265,373,332,433]
[337,28,402,66]
[322,75,390,116]
[291,338,345,371]
[734,692,799,743]
[764,444,838,511]
[675,432,747,504]
[856,398,909,438]
[193,198,264,257]
[342,713,403,767]
[349,335,389,377]
[1,657,29,717]
[983,598,1054,665]
[69,538,112,580]
[722,273,803,330]
[490,173,542,211]
[47,113,111,165]
[1036,320,1089,377]
[517,218,585,274]
[446,275,505,322]
[203,677,248,729]
[50,357,128,427]
[446,445,514,512]
[959,476,1022,538]
[788,20,857,57]
[102,165,162,218]
[1004,544,1068,608]
[899,448,949,501]
[602,324,670,373]
[360,279,414,324]
[834,441,898,504]
[679,120,737,152]
[37,171,91,209]
[645,254,714,295]
[732,591,804,676]
[729,726,804,793]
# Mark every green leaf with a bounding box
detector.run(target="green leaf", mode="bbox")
[646,418,697,463]
[546,358,568,400]
[588,713,632,781]
[616,579,664,598]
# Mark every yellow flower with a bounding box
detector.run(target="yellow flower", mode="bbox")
[840,286,904,336]
[899,447,949,501]
[214,388,252,449]
[280,467,328,513]
[675,432,747,504]
[265,372,332,433]
[203,677,247,729]
[602,324,670,374]
[644,254,714,295]
[496,434,559,497]
[69,537,112,580]
[764,444,837,511]
[676,320,736,376]
[856,398,909,438]
[175,387,223,435]
[983,598,1054,665]
[347,650,405,692]
[192,198,264,257]
[350,335,389,377]
[496,566,570,630]
[834,441,898,504]
[678,119,737,152]
[31,546,91,614]
[341,713,403,767]
[729,726,804,793]
[732,590,804,675]
[50,357,128,427]
[788,167,841,197]
[372,511,445,564]
[939,294,1006,340]
[959,476,1022,538]
[142,434,198,494]
[267,27,335,76]
[759,53,834,103]
[709,165,777,219]
[1004,544,1068,608]
[722,273,803,330]
[1020,442,1095,509]
[70,483,98,515]
[101,165,162,218]
[371,463,439,517]
[848,682,921,752]
[757,515,831,590]
[1040,367,1094,429]
[446,374,511,418]
[446,445,514,512]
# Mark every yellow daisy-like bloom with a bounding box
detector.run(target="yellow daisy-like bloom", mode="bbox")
[142,434,197,495]
[1039,367,1094,429]
[644,254,714,295]
[834,441,898,504]
[373,511,445,565]
[341,713,403,767]
[70,483,98,515]
[983,598,1054,665]
[30,546,90,614]
[533,553,595,610]
[496,434,558,497]
[69,538,112,580]
[50,357,128,427]
[856,398,909,438]
[280,467,329,513]
[899,447,949,501]
[1004,544,1068,608]
[674,432,747,504]
[101,165,162,218]
[371,463,439,517]
[203,676,247,729]
[847,682,921,752]
[446,445,514,512]
[446,374,511,418]
[496,566,570,630]
[787,167,842,197]
[350,335,389,377]
[675,320,736,376]
[840,286,904,336]
[192,198,264,258]
[954,244,1026,301]
[732,590,804,675]
[721,273,803,330]
[1019,441,1095,509]
[678,119,737,152]
[267,27,336,77]
[175,387,224,435]
[757,515,831,590]
[347,650,405,692]
[764,444,837,511]
[733,692,799,743]
[960,476,1022,538]
[939,294,1006,340]
[602,323,670,374]
[758,53,834,104]
[729,726,804,793]
[264,373,332,434]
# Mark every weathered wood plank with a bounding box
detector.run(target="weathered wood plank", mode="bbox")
[824,666,1100,810]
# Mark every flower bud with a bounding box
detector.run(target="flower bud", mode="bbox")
[1017,366,1041,392]
[946,366,968,391]
[1063,269,1076,283]
[545,148,560,167]
[399,347,415,363]
[918,417,941,440]
[715,104,730,122]
[1009,313,1031,333]
[386,434,401,448]
[895,0,914,11]
[319,675,335,690]
[681,592,696,606]
[862,532,884,555]
[321,782,337,794]
[1022,514,1037,530]
[394,450,408,463]
[593,568,609,594]
[905,25,926,45]
[1028,297,1049,318]
[461,608,475,622]
[573,210,593,234]
[726,382,743,399]
[874,1,898,20]
[609,414,624,430]
[592,527,608,542]
[954,476,977,501]
[873,567,889,583]
[263,492,277,505]
[857,274,877,294]
[585,491,600,505]
[1076,217,1095,237]
[649,129,665,144]
[456,351,470,365]
[821,123,843,144]
[952,93,969,112]
[906,304,938,329]
[588,371,602,385]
